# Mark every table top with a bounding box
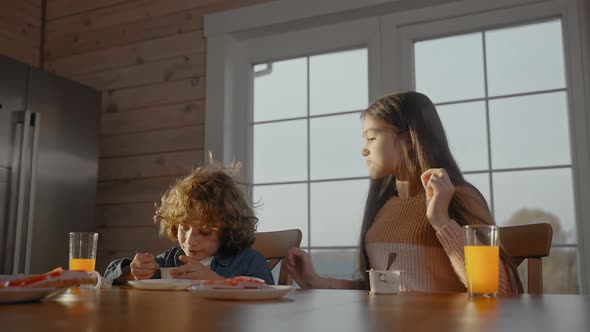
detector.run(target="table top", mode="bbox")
[1,287,589,332]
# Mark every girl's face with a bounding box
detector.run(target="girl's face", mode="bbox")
[361,115,406,179]
[177,223,221,260]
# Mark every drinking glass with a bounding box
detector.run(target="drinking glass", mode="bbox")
[463,225,499,297]
[69,232,99,272]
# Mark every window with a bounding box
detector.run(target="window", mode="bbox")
[413,20,578,293]
[204,0,590,292]
[252,49,370,279]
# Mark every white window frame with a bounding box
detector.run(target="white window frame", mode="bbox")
[385,0,590,293]
[204,18,381,184]
[204,0,590,293]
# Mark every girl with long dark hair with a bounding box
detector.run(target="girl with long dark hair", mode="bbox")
[285,91,522,294]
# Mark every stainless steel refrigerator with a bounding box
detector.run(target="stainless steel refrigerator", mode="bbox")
[0,54,100,274]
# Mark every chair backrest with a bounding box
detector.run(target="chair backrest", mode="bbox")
[499,223,553,294]
[252,229,302,285]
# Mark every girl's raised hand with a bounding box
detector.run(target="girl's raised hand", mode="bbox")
[285,248,322,289]
[172,255,223,280]
[130,253,158,280]
[420,168,455,231]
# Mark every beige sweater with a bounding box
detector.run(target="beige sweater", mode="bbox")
[328,187,517,293]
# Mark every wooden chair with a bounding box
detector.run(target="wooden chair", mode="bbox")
[499,223,553,294]
[252,229,303,285]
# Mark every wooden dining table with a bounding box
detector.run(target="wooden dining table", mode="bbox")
[1,286,589,331]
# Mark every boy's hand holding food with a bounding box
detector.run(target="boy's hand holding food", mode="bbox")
[130,253,158,280]
[171,255,223,280]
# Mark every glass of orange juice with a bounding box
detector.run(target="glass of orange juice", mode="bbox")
[463,225,499,297]
[69,232,99,272]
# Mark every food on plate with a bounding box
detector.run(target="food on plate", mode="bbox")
[3,267,95,288]
[203,276,269,289]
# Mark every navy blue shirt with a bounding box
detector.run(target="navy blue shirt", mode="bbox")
[104,247,274,285]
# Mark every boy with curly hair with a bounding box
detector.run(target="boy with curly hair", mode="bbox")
[104,163,274,285]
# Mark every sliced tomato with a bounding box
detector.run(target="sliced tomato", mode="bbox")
[7,267,64,287]
[233,276,264,284]
[204,279,236,286]
[44,267,64,278]
[8,274,47,287]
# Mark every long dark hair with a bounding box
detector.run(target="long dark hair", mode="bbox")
[358,91,523,293]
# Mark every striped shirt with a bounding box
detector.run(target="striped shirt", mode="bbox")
[327,186,516,293]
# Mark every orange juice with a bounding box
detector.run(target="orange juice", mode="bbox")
[464,245,499,295]
[69,258,96,272]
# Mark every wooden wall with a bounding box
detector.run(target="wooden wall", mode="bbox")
[0,0,42,66]
[44,0,271,273]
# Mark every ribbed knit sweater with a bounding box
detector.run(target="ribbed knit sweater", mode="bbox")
[327,186,517,293]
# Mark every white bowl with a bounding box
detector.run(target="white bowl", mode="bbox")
[159,267,175,279]
[368,269,404,295]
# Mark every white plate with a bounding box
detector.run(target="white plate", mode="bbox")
[127,279,197,291]
[0,287,62,304]
[189,285,294,300]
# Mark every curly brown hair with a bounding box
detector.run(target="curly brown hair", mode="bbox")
[153,162,258,257]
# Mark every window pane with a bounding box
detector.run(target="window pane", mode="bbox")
[309,48,368,115]
[542,247,580,294]
[516,247,579,294]
[463,173,491,208]
[437,101,488,171]
[310,248,359,280]
[310,113,366,180]
[486,20,565,96]
[253,120,307,183]
[492,168,576,244]
[489,92,571,169]
[415,33,484,103]
[253,58,307,122]
[270,261,282,285]
[310,179,369,246]
[253,184,308,247]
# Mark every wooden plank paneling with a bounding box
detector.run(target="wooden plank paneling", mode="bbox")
[100,125,203,157]
[97,245,174,274]
[0,0,40,66]
[27,0,42,7]
[97,202,159,228]
[46,0,269,36]
[73,54,205,91]
[45,31,205,75]
[46,8,204,59]
[99,227,173,252]
[98,150,203,181]
[0,16,41,47]
[0,4,41,48]
[47,0,207,35]
[102,78,204,113]
[96,227,174,273]
[43,0,275,270]
[101,101,203,135]
[97,176,177,204]
[46,0,129,20]
[0,37,40,66]
[0,0,42,25]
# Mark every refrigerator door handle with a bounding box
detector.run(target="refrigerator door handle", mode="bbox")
[23,112,40,274]
[4,113,24,273]
[8,111,34,274]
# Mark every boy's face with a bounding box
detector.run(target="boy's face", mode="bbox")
[177,223,221,260]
